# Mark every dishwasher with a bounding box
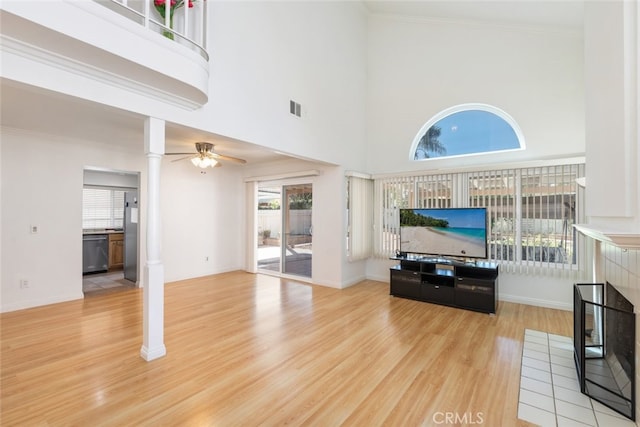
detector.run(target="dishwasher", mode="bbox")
[82,234,109,274]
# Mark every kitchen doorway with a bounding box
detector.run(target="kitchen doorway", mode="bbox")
[257,183,312,279]
[82,168,140,295]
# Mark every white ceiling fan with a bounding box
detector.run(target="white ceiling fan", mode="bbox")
[166,142,247,168]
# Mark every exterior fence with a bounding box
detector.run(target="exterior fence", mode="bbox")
[257,210,312,242]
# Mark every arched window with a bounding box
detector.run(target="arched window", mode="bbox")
[411,104,525,160]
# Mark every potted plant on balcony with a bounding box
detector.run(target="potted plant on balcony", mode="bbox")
[153,0,195,40]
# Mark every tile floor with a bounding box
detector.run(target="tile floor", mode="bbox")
[83,270,135,295]
[518,329,636,427]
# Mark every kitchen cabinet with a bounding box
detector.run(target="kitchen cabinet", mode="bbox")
[109,233,124,270]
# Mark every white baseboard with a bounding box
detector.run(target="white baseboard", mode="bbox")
[140,344,167,361]
[498,294,572,311]
[340,275,368,288]
[1,292,84,313]
[366,274,389,283]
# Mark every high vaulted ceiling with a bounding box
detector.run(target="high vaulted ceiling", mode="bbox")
[1,1,584,165]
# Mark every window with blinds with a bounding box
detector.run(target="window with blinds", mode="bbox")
[82,187,125,229]
[374,163,586,276]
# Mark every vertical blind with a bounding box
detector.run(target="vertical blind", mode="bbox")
[373,163,586,278]
[347,176,374,261]
[82,187,125,229]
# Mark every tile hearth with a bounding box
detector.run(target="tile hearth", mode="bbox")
[518,329,635,427]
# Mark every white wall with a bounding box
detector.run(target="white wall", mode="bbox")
[584,1,639,232]
[161,158,245,282]
[205,1,368,170]
[366,15,585,174]
[0,127,246,312]
[1,128,141,311]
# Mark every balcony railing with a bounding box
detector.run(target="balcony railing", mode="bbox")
[95,0,208,61]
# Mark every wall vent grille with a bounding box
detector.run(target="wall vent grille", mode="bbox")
[290,100,301,117]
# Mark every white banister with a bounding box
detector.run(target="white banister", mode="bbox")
[163,0,170,31]
[182,0,189,38]
[96,0,208,60]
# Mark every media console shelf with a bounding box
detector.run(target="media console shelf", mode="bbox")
[389,257,499,314]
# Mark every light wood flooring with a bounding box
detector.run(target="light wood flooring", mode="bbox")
[1,271,572,426]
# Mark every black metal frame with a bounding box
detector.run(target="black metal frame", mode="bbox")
[573,283,635,421]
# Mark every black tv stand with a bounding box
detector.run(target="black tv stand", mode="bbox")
[389,256,499,314]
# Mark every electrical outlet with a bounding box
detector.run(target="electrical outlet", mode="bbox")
[30,225,38,234]
[20,279,29,289]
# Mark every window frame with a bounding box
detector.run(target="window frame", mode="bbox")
[410,103,527,161]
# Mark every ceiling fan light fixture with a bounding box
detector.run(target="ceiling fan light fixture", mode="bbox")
[191,156,218,168]
[167,142,245,167]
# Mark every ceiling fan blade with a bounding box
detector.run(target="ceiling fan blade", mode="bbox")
[170,155,194,162]
[209,152,247,164]
[166,152,196,156]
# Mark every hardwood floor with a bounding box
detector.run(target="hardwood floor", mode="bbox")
[1,271,572,426]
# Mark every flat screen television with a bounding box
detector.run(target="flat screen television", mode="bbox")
[399,207,488,259]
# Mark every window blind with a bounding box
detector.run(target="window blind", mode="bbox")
[373,163,586,278]
[82,187,125,229]
[347,176,374,261]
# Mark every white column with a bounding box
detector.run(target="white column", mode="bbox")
[140,117,167,362]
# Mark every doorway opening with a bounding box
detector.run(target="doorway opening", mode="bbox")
[257,183,312,279]
[82,168,140,295]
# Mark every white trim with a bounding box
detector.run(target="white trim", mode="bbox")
[367,12,583,38]
[372,156,586,180]
[366,273,389,283]
[345,171,372,179]
[342,274,368,288]
[0,34,203,110]
[140,344,167,361]
[498,294,572,311]
[244,169,321,183]
[573,224,640,250]
[1,292,84,313]
[409,103,526,162]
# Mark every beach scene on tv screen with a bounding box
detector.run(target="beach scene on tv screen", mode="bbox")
[400,208,487,258]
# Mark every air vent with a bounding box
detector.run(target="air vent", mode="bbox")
[290,100,301,117]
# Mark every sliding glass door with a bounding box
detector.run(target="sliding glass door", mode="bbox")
[257,183,312,279]
[282,184,312,276]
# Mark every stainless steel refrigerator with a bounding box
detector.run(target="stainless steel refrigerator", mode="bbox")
[123,191,138,283]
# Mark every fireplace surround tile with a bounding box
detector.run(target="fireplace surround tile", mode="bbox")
[519,329,637,427]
